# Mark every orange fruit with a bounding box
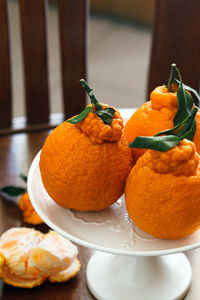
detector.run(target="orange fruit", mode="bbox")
[0,227,80,287]
[40,82,133,211]
[125,139,200,239]
[124,85,200,163]
[19,193,43,225]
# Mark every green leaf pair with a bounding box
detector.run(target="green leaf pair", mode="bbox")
[129,63,199,153]
[129,107,198,152]
[166,64,197,142]
[165,63,200,104]
[67,79,115,125]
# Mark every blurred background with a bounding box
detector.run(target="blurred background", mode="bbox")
[8,0,155,118]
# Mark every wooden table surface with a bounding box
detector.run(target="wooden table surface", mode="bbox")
[0,131,200,300]
[0,131,95,300]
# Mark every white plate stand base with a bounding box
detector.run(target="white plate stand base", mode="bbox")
[86,252,192,300]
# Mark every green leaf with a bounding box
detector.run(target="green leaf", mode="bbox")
[129,135,181,152]
[175,79,200,104]
[0,186,26,196]
[155,107,197,139]
[184,120,196,141]
[129,107,198,152]
[80,79,115,125]
[176,107,197,140]
[185,92,194,111]
[164,78,200,105]
[95,107,115,125]
[173,82,191,126]
[20,173,27,183]
[67,105,93,124]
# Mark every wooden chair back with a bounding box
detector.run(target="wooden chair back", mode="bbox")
[147,0,200,103]
[0,0,88,135]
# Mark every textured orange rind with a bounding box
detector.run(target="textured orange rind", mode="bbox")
[40,114,132,211]
[124,85,200,163]
[125,139,200,239]
[76,108,123,144]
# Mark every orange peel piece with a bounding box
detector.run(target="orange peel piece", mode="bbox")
[48,258,81,283]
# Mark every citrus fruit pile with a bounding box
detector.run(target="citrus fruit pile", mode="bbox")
[40,80,133,211]
[125,64,200,239]
[0,227,80,288]
[38,66,200,240]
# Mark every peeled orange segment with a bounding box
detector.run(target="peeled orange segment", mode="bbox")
[27,231,78,277]
[48,258,81,283]
[0,228,43,278]
[1,265,45,288]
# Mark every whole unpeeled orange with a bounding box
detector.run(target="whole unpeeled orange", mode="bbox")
[40,80,133,211]
[124,65,200,163]
[125,139,200,239]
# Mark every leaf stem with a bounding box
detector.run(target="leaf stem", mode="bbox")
[175,67,183,83]
[68,79,115,125]
[168,63,177,92]
[80,79,102,111]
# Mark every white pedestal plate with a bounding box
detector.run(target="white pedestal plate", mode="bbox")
[27,152,200,300]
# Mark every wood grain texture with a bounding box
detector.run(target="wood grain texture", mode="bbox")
[19,0,49,125]
[58,0,88,118]
[0,0,12,128]
[0,113,65,136]
[0,131,95,300]
[147,0,200,104]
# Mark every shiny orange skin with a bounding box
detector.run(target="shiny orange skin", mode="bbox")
[125,140,200,239]
[40,118,133,211]
[124,86,200,163]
